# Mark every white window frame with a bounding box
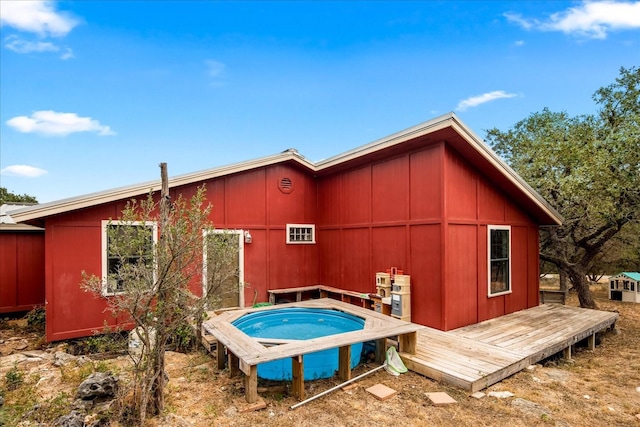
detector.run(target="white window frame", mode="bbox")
[202,229,245,308]
[286,223,316,244]
[487,225,512,297]
[101,220,158,296]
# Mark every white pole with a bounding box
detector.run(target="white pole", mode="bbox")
[289,363,387,410]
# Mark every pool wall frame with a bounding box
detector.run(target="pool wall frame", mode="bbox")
[204,298,423,402]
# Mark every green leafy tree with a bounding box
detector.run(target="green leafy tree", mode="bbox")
[486,66,640,308]
[586,222,640,281]
[0,187,38,205]
[81,164,238,424]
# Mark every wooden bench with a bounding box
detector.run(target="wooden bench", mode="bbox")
[268,285,373,309]
[539,289,567,305]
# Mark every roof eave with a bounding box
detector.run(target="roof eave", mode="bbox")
[9,113,563,227]
[11,151,316,222]
[448,117,563,226]
[316,113,456,170]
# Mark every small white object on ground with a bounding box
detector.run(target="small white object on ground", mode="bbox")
[488,391,515,398]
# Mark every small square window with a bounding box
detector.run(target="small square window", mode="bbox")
[286,224,316,244]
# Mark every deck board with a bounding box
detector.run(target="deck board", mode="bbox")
[405,304,619,391]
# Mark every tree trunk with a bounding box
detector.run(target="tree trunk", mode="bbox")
[150,345,166,416]
[568,268,598,309]
[559,269,568,292]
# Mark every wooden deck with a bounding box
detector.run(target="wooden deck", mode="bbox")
[205,297,618,399]
[400,304,618,392]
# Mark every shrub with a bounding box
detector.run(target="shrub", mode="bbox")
[25,307,46,332]
[5,365,24,391]
[168,320,196,353]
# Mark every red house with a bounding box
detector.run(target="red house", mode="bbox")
[0,204,45,314]
[10,114,561,342]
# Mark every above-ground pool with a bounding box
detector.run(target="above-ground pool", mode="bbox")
[232,307,365,380]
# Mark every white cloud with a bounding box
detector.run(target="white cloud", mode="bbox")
[514,40,525,47]
[60,47,74,60]
[7,110,116,137]
[455,91,518,112]
[1,165,48,178]
[505,1,640,39]
[504,12,535,30]
[4,35,59,53]
[0,0,79,37]
[205,60,227,87]
[205,60,226,77]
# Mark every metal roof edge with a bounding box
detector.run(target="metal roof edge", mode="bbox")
[0,223,45,232]
[315,113,456,169]
[10,114,562,226]
[448,115,563,225]
[11,151,315,222]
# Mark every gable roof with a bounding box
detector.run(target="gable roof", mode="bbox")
[612,272,640,281]
[9,113,563,225]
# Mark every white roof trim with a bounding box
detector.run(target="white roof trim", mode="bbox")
[448,119,563,225]
[0,223,44,232]
[10,150,315,222]
[9,113,562,225]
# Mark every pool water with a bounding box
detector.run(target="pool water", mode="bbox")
[232,307,365,380]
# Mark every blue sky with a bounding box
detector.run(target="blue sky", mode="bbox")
[1,1,639,203]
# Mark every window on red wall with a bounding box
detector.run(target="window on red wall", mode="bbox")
[488,225,511,297]
[286,224,316,244]
[101,220,158,296]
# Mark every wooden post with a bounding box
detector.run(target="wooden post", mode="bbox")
[245,365,258,403]
[160,163,170,227]
[292,355,305,400]
[563,345,572,360]
[375,338,386,364]
[216,343,226,370]
[399,331,417,355]
[587,333,596,351]
[229,352,240,377]
[338,345,351,381]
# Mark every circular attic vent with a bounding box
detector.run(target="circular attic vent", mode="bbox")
[278,177,293,194]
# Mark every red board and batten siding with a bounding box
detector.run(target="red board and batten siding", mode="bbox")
[46,202,132,341]
[316,143,539,331]
[0,230,45,313]
[41,141,542,340]
[444,146,539,330]
[317,143,446,329]
[45,163,319,341]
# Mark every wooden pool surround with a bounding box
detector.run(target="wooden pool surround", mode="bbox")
[203,298,423,403]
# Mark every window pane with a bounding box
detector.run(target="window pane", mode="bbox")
[489,228,510,295]
[105,223,154,294]
[490,260,509,293]
[490,229,509,260]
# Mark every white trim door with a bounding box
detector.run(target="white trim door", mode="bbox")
[202,229,245,309]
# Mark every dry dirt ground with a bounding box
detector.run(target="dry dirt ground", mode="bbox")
[1,282,639,426]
